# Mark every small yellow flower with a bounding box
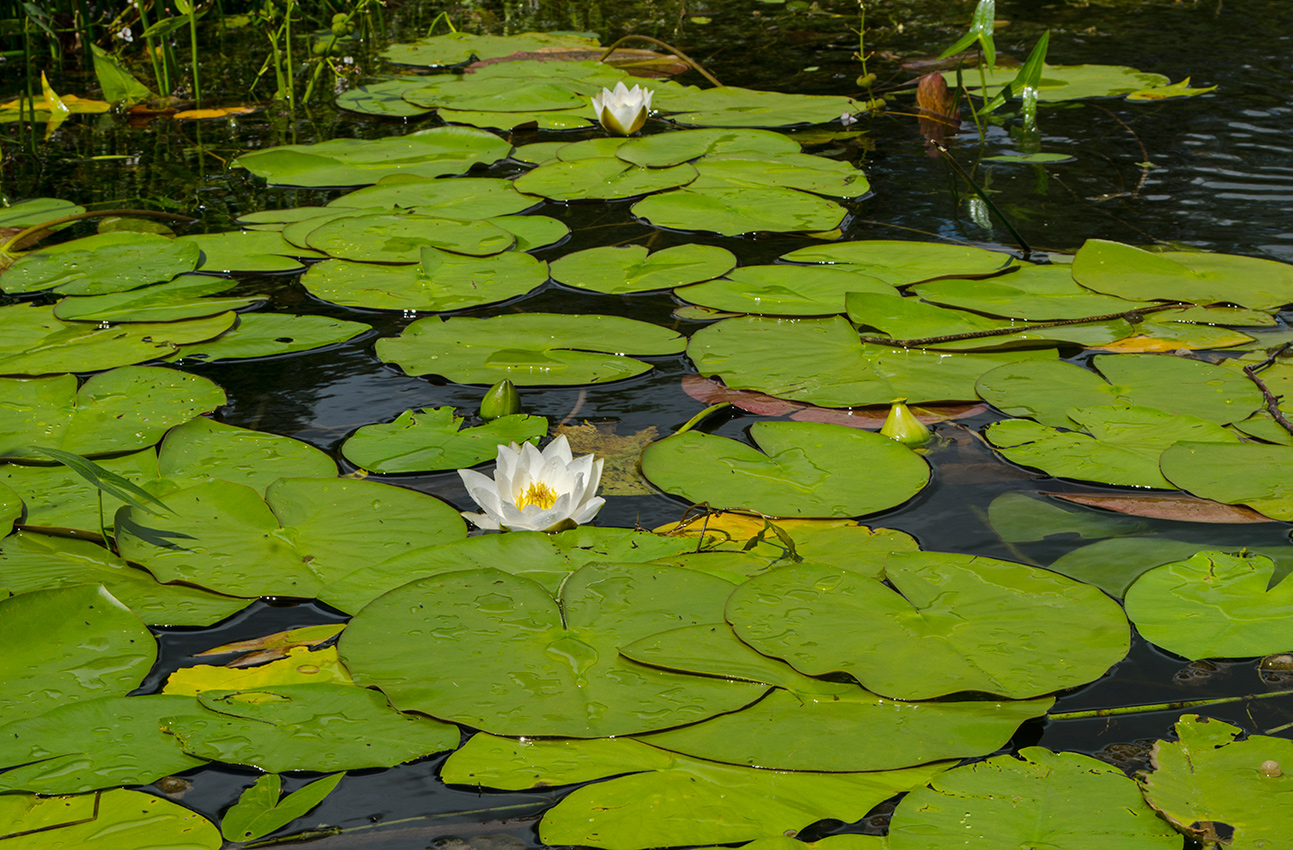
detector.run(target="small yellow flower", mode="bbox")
[591,82,653,136]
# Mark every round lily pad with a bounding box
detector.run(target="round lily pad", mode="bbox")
[330,176,541,220]
[632,186,847,236]
[341,407,548,473]
[340,563,766,737]
[0,789,221,850]
[516,157,698,201]
[889,747,1181,850]
[154,416,338,495]
[173,313,371,362]
[911,263,1150,320]
[403,76,591,113]
[0,197,84,227]
[376,313,686,386]
[52,275,260,323]
[616,128,802,167]
[301,251,547,312]
[179,230,325,275]
[1160,442,1293,521]
[549,243,737,294]
[677,265,898,315]
[335,79,434,117]
[303,213,514,261]
[491,214,570,251]
[780,240,1014,284]
[657,85,860,128]
[725,552,1130,700]
[1,231,200,296]
[641,421,929,518]
[691,152,870,198]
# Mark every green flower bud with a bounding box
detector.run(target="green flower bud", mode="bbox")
[880,401,931,446]
[480,379,521,421]
[855,73,877,88]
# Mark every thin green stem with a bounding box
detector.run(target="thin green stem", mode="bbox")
[187,8,201,105]
[931,140,1032,258]
[0,209,197,256]
[598,35,723,88]
[676,403,730,435]
[1049,685,1293,721]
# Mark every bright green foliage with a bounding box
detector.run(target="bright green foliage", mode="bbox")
[632,186,847,235]
[53,275,260,323]
[154,417,337,494]
[178,230,324,274]
[1125,551,1293,659]
[1161,442,1293,520]
[442,733,677,789]
[691,152,870,197]
[1138,715,1293,848]
[550,244,736,294]
[221,773,344,844]
[303,212,515,261]
[335,79,434,116]
[341,407,548,473]
[944,63,1173,101]
[516,158,698,200]
[889,747,1181,850]
[655,84,862,127]
[383,32,602,67]
[677,264,896,315]
[301,251,548,312]
[173,313,371,361]
[331,177,540,219]
[617,128,801,166]
[912,264,1149,320]
[1,232,199,296]
[782,240,1014,284]
[0,480,18,537]
[640,421,930,518]
[0,198,84,228]
[340,564,766,737]
[0,789,220,849]
[939,0,997,66]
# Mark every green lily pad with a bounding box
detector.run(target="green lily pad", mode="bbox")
[442,733,676,788]
[383,32,602,67]
[1137,715,1293,848]
[437,107,594,131]
[689,315,1055,407]
[174,313,371,362]
[516,157,698,201]
[490,214,570,251]
[341,407,548,473]
[52,275,260,323]
[0,197,84,227]
[632,186,846,236]
[163,683,459,772]
[220,772,344,844]
[1,232,200,296]
[616,128,802,167]
[726,552,1129,700]
[178,230,325,274]
[912,263,1151,320]
[304,213,514,261]
[640,421,929,518]
[0,532,248,626]
[231,127,512,188]
[554,138,631,161]
[0,694,206,794]
[1124,551,1293,659]
[975,354,1262,429]
[376,313,686,386]
[657,85,860,128]
[1047,538,1293,599]
[677,265,897,315]
[330,176,540,219]
[982,152,1076,164]
[0,789,221,850]
[549,244,736,294]
[403,76,592,113]
[317,525,703,612]
[889,747,1181,850]
[0,585,156,719]
[0,480,18,537]
[153,416,337,495]
[780,240,1014,285]
[0,366,225,460]
[335,79,434,117]
[300,251,548,312]
[944,62,1170,101]
[0,450,158,531]
[691,152,870,198]
[340,564,766,737]
[1072,239,1293,310]
[116,477,466,598]
[1160,442,1293,520]
[985,405,1240,489]
[275,206,392,251]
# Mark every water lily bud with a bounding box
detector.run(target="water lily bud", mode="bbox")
[479,380,521,421]
[591,82,653,136]
[880,401,931,446]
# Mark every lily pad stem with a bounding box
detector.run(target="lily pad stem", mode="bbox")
[1049,684,1293,721]
[0,210,198,256]
[676,402,730,435]
[858,302,1185,348]
[598,36,724,88]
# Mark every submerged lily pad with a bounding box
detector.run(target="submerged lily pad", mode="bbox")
[163,684,459,772]
[640,421,930,518]
[340,564,765,737]
[0,789,221,850]
[1124,550,1293,660]
[726,552,1129,700]
[549,244,736,294]
[376,313,685,386]
[1160,442,1293,521]
[677,265,897,315]
[341,407,548,473]
[0,366,225,459]
[0,585,156,720]
[1137,715,1293,848]
[632,186,847,236]
[301,250,547,312]
[889,748,1181,850]
[1,231,200,296]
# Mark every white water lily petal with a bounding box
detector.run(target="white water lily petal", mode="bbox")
[591,82,652,136]
[457,436,606,532]
[571,496,605,525]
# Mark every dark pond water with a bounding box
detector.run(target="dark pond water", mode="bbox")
[4,0,1293,846]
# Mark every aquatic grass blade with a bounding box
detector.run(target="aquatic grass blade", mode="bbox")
[938,0,996,67]
[980,30,1050,119]
[29,445,172,516]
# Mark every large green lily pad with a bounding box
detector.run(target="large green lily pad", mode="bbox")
[300,251,547,312]
[1046,537,1293,599]
[1072,239,1293,310]
[781,240,1014,284]
[376,313,686,386]
[550,244,736,295]
[516,158,699,201]
[178,230,325,275]
[341,407,548,473]
[335,79,434,117]
[339,564,766,737]
[640,421,930,518]
[912,263,1150,320]
[330,176,540,219]
[677,265,897,315]
[162,683,460,772]
[726,552,1129,699]
[0,450,159,531]
[0,789,221,850]
[1160,442,1293,520]
[0,532,249,626]
[0,694,206,794]
[1124,550,1293,659]
[632,186,847,236]
[0,585,156,720]
[0,366,225,459]
[116,477,466,598]
[51,275,260,324]
[382,31,602,67]
[944,62,1170,102]
[985,405,1240,489]
[0,197,84,227]
[173,313,370,362]
[231,127,512,188]
[1,231,200,296]
[657,85,861,128]
[689,315,1055,407]
[975,354,1262,429]
[442,733,677,789]
[303,213,514,261]
[403,76,592,114]
[889,747,1181,850]
[691,152,870,198]
[617,128,802,167]
[153,416,337,495]
[0,480,18,537]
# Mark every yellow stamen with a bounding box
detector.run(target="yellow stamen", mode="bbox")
[516,481,559,510]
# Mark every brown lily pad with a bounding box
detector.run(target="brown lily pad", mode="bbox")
[1045,492,1278,524]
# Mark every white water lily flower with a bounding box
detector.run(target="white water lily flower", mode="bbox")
[458,435,605,532]
[591,82,653,135]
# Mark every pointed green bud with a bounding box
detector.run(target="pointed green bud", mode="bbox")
[880,401,931,446]
[480,380,521,421]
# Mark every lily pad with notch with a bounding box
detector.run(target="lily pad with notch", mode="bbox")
[515,157,699,201]
[549,243,736,294]
[1,231,200,296]
[1160,442,1293,521]
[690,152,870,198]
[172,313,371,362]
[177,230,326,275]
[301,250,548,312]
[303,212,514,262]
[341,406,548,473]
[335,79,434,116]
[632,186,847,236]
[329,176,541,220]
[616,127,802,167]
[676,264,897,315]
